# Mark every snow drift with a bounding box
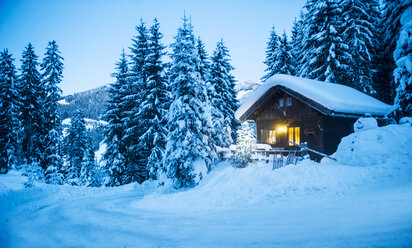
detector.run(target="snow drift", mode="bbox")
[335,124,412,166]
[134,124,412,212]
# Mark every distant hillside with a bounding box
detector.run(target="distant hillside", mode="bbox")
[59,85,109,120]
[235,80,262,104]
[58,80,260,120]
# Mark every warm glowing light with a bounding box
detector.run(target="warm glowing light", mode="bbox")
[277,126,287,132]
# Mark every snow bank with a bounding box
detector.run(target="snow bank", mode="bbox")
[399,116,412,125]
[335,124,412,166]
[133,124,412,212]
[133,161,409,212]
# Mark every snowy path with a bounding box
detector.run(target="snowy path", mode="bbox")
[3,183,412,248]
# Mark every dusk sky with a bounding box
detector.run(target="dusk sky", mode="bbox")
[0,0,306,95]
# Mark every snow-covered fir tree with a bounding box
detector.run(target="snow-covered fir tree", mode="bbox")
[80,148,100,187]
[393,4,412,118]
[233,121,256,167]
[122,20,150,183]
[291,14,304,75]
[340,0,379,95]
[104,50,128,186]
[139,19,170,180]
[196,37,223,151]
[40,40,64,180]
[44,129,64,184]
[196,37,211,82]
[0,49,21,174]
[377,0,412,103]
[63,110,89,185]
[263,29,295,78]
[274,32,296,76]
[19,43,45,166]
[209,39,240,147]
[261,26,280,81]
[299,0,352,84]
[41,40,63,134]
[164,16,217,188]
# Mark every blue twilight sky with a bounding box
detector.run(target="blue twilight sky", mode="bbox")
[0,0,306,95]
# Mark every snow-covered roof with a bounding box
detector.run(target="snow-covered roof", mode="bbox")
[235,74,394,120]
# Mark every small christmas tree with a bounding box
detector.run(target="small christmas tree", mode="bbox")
[233,121,256,167]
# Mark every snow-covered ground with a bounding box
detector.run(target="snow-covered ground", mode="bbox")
[1,124,412,247]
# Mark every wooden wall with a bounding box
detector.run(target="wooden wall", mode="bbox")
[248,89,325,155]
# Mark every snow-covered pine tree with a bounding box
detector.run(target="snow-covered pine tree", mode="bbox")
[164,16,216,188]
[273,32,296,76]
[196,37,211,82]
[44,129,64,184]
[122,19,150,184]
[291,14,304,75]
[376,0,412,103]
[104,50,128,186]
[196,37,223,152]
[40,40,64,181]
[0,49,21,174]
[63,110,88,185]
[210,39,240,147]
[233,121,256,167]
[41,40,63,134]
[139,19,170,180]
[299,0,352,84]
[19,43,45,166]
[261,26,280,81]
[340,0,379,95]
[80,147,100,187]
[392,4,412,118]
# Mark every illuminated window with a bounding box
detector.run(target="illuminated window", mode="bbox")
[287,98,292,106]
[268,130,276,144]
[279,99,284,107]
[288,127,300,146]
[261,129,276,144]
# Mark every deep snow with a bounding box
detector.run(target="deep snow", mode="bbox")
[1,124,412,247]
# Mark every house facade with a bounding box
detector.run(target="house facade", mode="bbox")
[235,74,393,159]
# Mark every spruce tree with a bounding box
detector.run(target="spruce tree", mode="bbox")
[139,19,170,180]
[299,0,352,84]
[196,37,211,82]
[41,41,63,133]
[40,40,64,180]
[392,4,412,118]
[261,27,280,81]
[80,148,99,187]
[341,0,379,95]
[19,43,45,166]
[0,49,21,173]
[122,20,150,183]
[164,16,216,188]
[262,28,295,79]
[43,128,64,184]
[210,39,240,147]
[273,32,296,76]
[291,15,304,75]
[196,37,222,151]
[63,110,88,185]
[104,50,128,186]
[378,0,412,103]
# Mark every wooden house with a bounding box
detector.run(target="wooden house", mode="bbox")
[235,74,393,160]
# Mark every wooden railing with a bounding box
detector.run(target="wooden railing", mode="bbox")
[254,142,337,170]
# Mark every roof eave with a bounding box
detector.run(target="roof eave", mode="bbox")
[238,85,390,121]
